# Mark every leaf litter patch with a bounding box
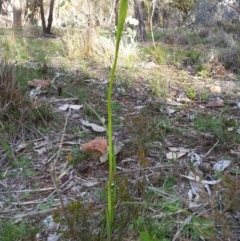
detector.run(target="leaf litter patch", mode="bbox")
[1,63,240,240]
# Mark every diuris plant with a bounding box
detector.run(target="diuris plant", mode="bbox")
[106,0,128,240]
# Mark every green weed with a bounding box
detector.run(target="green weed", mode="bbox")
[68,146,91,166]
[186,87,197,100]
[0,220,39,241]
[23,103,53,125]
[170,48,186,65]
[149,76,168,97]
[199,89,210,101]
[12,156,31,168]
[186,49,201,65]
[198,69,210,77]
[133,186,184,241]
[182,217,215,240]
[148,46,167,64]
[193,113,240,146]
[124,114,166,157]
[53,198,100,240]
[38,196,57,211]
[151,31,163,41]
[37,126,52,133]
[111,101,122,112]
[14,65,47,88]
[23,169,39,178]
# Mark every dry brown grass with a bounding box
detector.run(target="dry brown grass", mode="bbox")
[0,59,23,118]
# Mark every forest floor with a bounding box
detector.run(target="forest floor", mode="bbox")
[0,26,240,241]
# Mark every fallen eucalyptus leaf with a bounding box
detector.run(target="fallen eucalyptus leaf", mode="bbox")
[100,143,123,163]
[81,119,105,132]
[35,147,47,155]
[82,181,99,187]
[16,141,28,152]
[166,148,188,160]
[69,104,82,110]
[166,107,176,114]
[59,104,69,111]
[213,160,231,171]
[166,152,186,160]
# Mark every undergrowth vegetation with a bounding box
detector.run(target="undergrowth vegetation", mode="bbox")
[1,11,240,241]
[0,220,39,241]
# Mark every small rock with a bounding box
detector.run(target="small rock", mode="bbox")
[199,163,211,173]
[78,165,90,174]
[186,65,193,72]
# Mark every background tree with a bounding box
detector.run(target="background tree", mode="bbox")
[46,0,54,33]
[134,0,146,41]
[0,0,3,14]
[114,0,119,26]
[39,0,55,35]
[13,0,22,28]
[168,0,195,26]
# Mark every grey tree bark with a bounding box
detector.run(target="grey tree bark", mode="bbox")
[134,0,146,41]
[46,0,54,33]
[39,0,55,35]
[114,0,119,26]
[39,0,46,32]
[13,0,22,29]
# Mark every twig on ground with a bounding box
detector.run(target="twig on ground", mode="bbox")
[49,97,79,102]
[204,140,219,158]
[36,178,72,210]
[13,208,58,223]
[0,187,55,193]
[50,110,74,234]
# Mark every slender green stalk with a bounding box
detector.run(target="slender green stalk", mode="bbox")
[106,1,128,240]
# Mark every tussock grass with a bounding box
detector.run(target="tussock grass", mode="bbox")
[61,26,138,68]
[0,59,22,118]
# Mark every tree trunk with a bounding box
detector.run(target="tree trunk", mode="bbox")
[39,0,46,33]
[46,0,54,33]
[134,0,146,41]
[0,0,3,15]
[114,0,119,26]
[13,0,22,29]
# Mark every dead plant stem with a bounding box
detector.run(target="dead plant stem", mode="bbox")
[50,110,73,234]
[204,140,219,157]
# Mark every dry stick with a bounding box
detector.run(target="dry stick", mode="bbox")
[49,97,79,102]
[0,187,56,193]
[13,207,58,223]
[204,140,219,158]
[50,110,74,234]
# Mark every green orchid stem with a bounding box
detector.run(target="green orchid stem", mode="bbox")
[106,1,128,240]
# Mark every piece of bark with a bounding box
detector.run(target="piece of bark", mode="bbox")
[28,79,50,88]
